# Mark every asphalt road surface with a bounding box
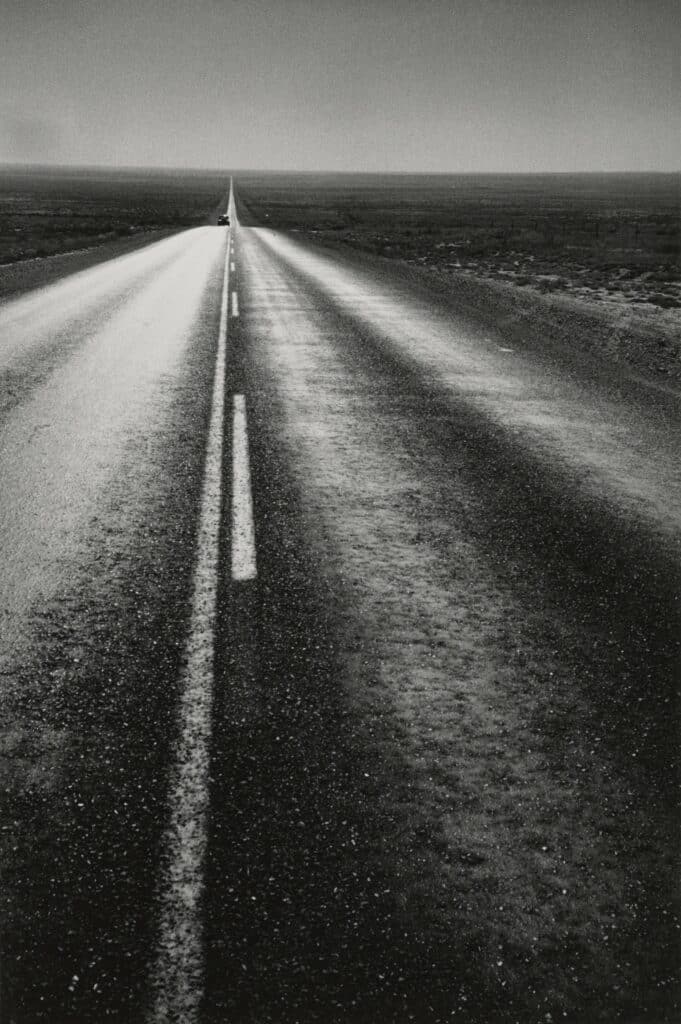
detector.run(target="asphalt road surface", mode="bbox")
[0,184,679,1024]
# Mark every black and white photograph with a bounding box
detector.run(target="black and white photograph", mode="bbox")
[0,1,679,1021]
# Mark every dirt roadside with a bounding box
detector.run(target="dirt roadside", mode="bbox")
[0,230,179,304]
[301,237,681,392]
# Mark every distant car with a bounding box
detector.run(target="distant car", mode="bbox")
[217,213,230,226]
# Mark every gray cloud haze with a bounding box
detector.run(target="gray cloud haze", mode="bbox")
[1,0,679,171]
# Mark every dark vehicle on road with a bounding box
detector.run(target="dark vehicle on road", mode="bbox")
[217,213,230,225]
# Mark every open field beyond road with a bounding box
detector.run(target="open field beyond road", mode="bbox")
[235,172,680,309]
[0,165,229,273]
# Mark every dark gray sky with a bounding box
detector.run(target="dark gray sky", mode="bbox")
[1,0,679,171]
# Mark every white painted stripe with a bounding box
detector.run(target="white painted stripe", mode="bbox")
[230,261,235,273]
[232,394,257,581]
[231,291,239,317]
[149,217,231,1023]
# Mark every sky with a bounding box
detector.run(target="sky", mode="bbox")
[1,0,679,172]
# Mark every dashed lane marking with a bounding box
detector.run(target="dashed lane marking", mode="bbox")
[231,291,239,317]
[149,221,231,1024]
[232,394,257,581]
[230,261,235,272]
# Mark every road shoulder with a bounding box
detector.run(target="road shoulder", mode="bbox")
[0,230,181,304]
[283,233,681,395]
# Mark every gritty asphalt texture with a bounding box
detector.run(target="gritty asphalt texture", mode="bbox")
[0,232,223,1021]
[0,199,679,1023]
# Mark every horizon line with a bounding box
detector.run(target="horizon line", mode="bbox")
[0,161,679,178]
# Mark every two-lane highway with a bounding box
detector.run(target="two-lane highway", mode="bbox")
[0,182,679,1023]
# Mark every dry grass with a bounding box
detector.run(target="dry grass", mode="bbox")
[0,165,228,264]
[236,171,680,307]
[236,172,681,386]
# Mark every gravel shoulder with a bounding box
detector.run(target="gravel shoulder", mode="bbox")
[297,235,681,393]
[0,229,180,304]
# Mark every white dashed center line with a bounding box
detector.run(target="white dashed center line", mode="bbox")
[230,261,235,272]
[232,394,257,581]
[149,218,231,1024]
[231,290,239,317]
